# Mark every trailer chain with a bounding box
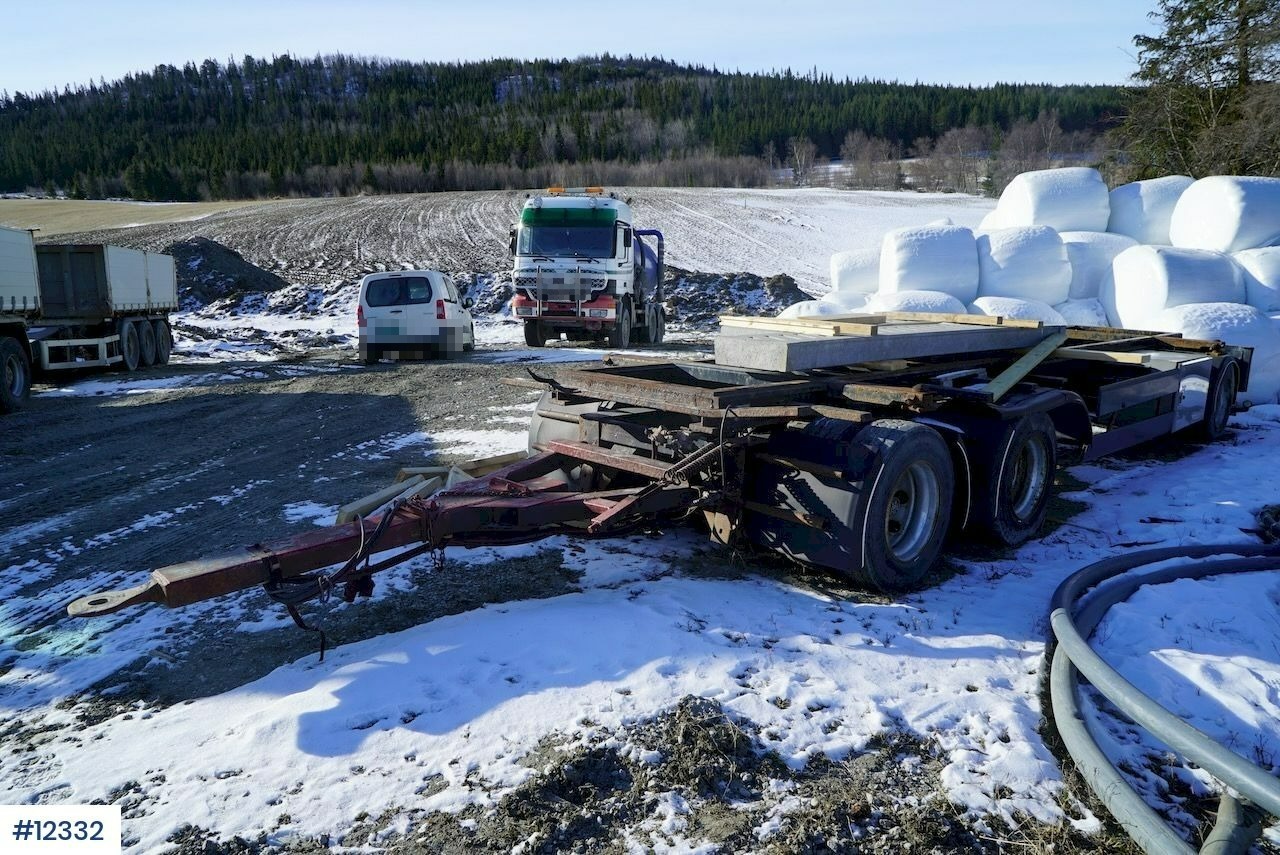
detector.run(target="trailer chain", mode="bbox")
[262,499,413,658]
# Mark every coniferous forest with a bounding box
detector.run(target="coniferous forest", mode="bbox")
[0,54,1127,200]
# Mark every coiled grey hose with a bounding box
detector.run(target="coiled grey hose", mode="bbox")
[1048,543,1280,854]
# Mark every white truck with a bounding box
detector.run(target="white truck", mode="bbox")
[509,187,665,348]
[0,225,177,413]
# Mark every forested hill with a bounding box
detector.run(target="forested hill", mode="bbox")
[0,54,1125,200]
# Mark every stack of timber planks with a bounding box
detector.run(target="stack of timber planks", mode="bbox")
[714,311,1064,372]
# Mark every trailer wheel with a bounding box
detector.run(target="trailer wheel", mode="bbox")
[152,320,172,365]
[1197,357,1238,441]
[858,420,954,590]
[523,321,545,348]
[0,336,31,414]
[119,321,141,372]
[138,319,157,367]
[970,413,1056,547]
[608,298,632,349]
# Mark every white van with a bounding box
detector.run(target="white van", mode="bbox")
[357,270,475,363]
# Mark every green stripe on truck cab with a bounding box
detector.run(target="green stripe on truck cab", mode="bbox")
[520,207,618,227]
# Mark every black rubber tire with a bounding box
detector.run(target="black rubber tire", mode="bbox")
[651,307,665,345]
[0,336,31,414]
[138,319,157,367]
[152,320,172,365]
[463,323,475,352]
[608,298,632,349]
[119,320,140,372]
[969,412,1057,547]
[523,321,544,348]
[1196,358,1238,441]
[857,419,955,591]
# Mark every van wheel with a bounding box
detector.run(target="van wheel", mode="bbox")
[0,337,31,413]
[856,420,954,591]
[608,298,632,349]
[119,321,140,372]
[523,321,544,348]
[362,344,380,365]
[153,320,172,365]
[463,323,475,352]
[138,319,157,367]
[969,413,1056,547]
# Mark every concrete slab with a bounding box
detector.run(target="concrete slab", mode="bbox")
[714,322,1063,372]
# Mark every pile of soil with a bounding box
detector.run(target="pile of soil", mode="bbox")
[664,268,812,328]
[164,236,290,309]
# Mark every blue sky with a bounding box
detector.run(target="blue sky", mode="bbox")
[4,1,1157,96]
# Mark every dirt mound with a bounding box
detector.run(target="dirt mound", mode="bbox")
[665,267,812,328]
[164,236,290,309]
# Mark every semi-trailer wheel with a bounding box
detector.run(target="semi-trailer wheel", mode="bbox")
[608,298,632,349]
[119,320,140,372]
[0,336,31,413]
[523,321,545,348]
[1196,357,1239,441]
[138,319,157,367]
[969,412,1056,547]
[857,419,955,590]
[152,320,172,365]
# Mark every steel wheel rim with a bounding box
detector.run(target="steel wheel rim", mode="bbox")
[885,460,940,562]
[1009,435,1049,522]
[3,352,21,396]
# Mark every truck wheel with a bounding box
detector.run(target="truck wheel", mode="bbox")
[858,420,954,590]
[523,321,544,348]
[608,298,632,349]
[651,307,666,345]
[152,320,172,365]
[1197,357,1238,441]
[138,319,157,367]
[969,413,1056,547]
[119,321,140,372]
[0,336,31,414]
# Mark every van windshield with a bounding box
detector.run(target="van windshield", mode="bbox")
[365,276,433,307]
[517,226,614,259]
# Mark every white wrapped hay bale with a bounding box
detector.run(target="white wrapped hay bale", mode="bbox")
[1099,245,1245,329]
[968,296,1066,325]
[977,209,1006,232]
[1169,176,1280,253]
[878,225,980,303]
[1151,302,1280,405]
[777,300,842,319]
[829,248,881,294]
[1235,248,1280,313]
[1053,298,1110,327]
[819,290,871,313]
[975,226,1072,305]
[991,167,1110,232]
[1060,231,1139,300]
[865,290,969,315]
[1106,175,1194,244]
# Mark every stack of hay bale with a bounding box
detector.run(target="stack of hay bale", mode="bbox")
[787,167,1280,405]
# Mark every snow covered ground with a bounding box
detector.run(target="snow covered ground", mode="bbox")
[3,188,1278,851]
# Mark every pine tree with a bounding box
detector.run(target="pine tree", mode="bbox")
[1120,0,1280,176]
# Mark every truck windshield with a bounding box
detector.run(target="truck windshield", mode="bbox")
[517,226,614,259]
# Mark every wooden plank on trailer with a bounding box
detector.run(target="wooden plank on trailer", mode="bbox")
[715,322,1061,372]
[718,315,882,337]
[337,475,426,524]
[984,331,1070,401]
[1051,348,1153,365]
[881,311,1043,329]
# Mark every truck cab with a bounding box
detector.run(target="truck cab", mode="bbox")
[509,187,664,348]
